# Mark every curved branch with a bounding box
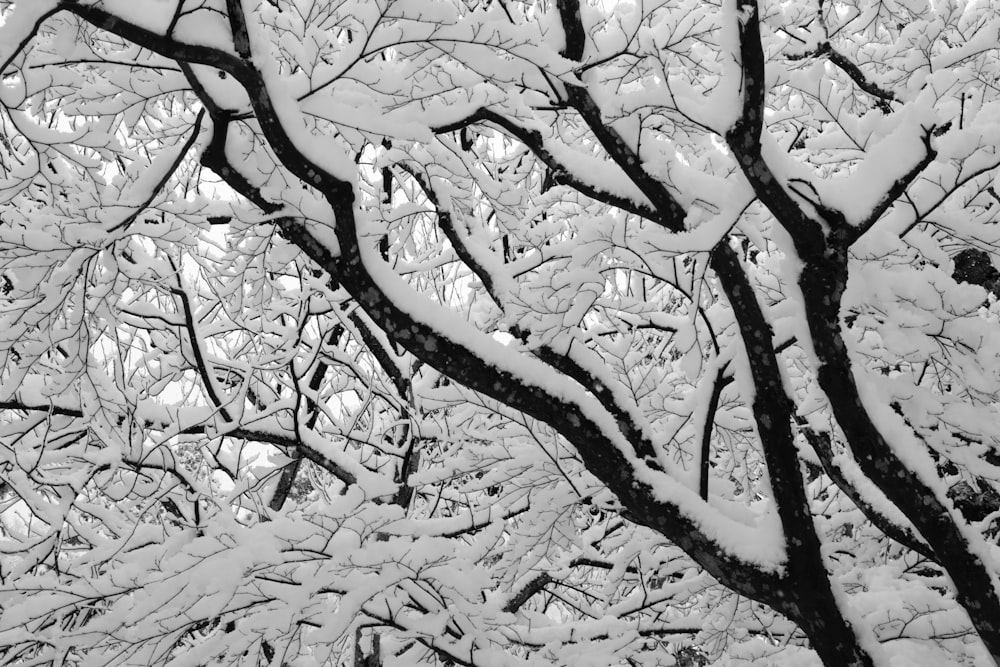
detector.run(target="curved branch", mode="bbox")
[169,274,234,424]
[823,44,895,107]
[433,108,658,221]
[107,109,206,233]
[699,367,732,501]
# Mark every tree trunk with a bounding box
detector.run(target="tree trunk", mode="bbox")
[712,244,876,667]
[798,246,1000,664]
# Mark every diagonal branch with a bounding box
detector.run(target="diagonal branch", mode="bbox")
[822,44,896,109]
[398,163,661,470]
[551,8,847,623]
[106,109,206,233]
[799,423,936,562]
[503,572,554,613]
[433,108,658,221]
[709,244,836,585]
[168,272,235,424]
[58,2,253,77]
[724,0,833,258]
[395,161,503,303]
[555,0,686,231]
[398,161,666,469]
[286,206,788,595]
[788,42,897,112]
[699,366,733,501]
[0,4,62,76]
[855,125,941,236]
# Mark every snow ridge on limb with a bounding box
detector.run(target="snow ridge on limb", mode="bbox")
[539,1,881,663]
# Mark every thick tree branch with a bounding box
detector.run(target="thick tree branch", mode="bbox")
[725,1,832,258]
[267,448,302,511]
[395,161,502,302]
[345,309,410,400]
[502,556,657,614]
[528,345,665,470]
[727,7,1000,654]
[0,401,83,418]
[551,6,860,636]
[227,427,357,487]
[799,246,1000,656]
[59,2,253,78]
[503,572,554,613]
[822,44,896,106]
[710,244,873,667]
[188,8,751,582]
[284,206,787,596]
[799,423,937,562]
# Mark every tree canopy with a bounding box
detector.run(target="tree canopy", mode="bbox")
[1,0,1000,665]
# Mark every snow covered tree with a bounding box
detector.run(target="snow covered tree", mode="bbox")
[1,0,1000,665]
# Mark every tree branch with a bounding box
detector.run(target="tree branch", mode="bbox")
[855,125,941,236]
[395,161,502,302]
[433,108,658,221]
[556,0,686,231]
[799,423,936,562]
[168,273,234,424]
[699,367,732,501]
[788,42,897,112]
[0,396,360,487]
[0,5,62,76]
[724,1,833,258]
[503,572,554,613]
[397,162,666,469]
[106,109,206,233]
